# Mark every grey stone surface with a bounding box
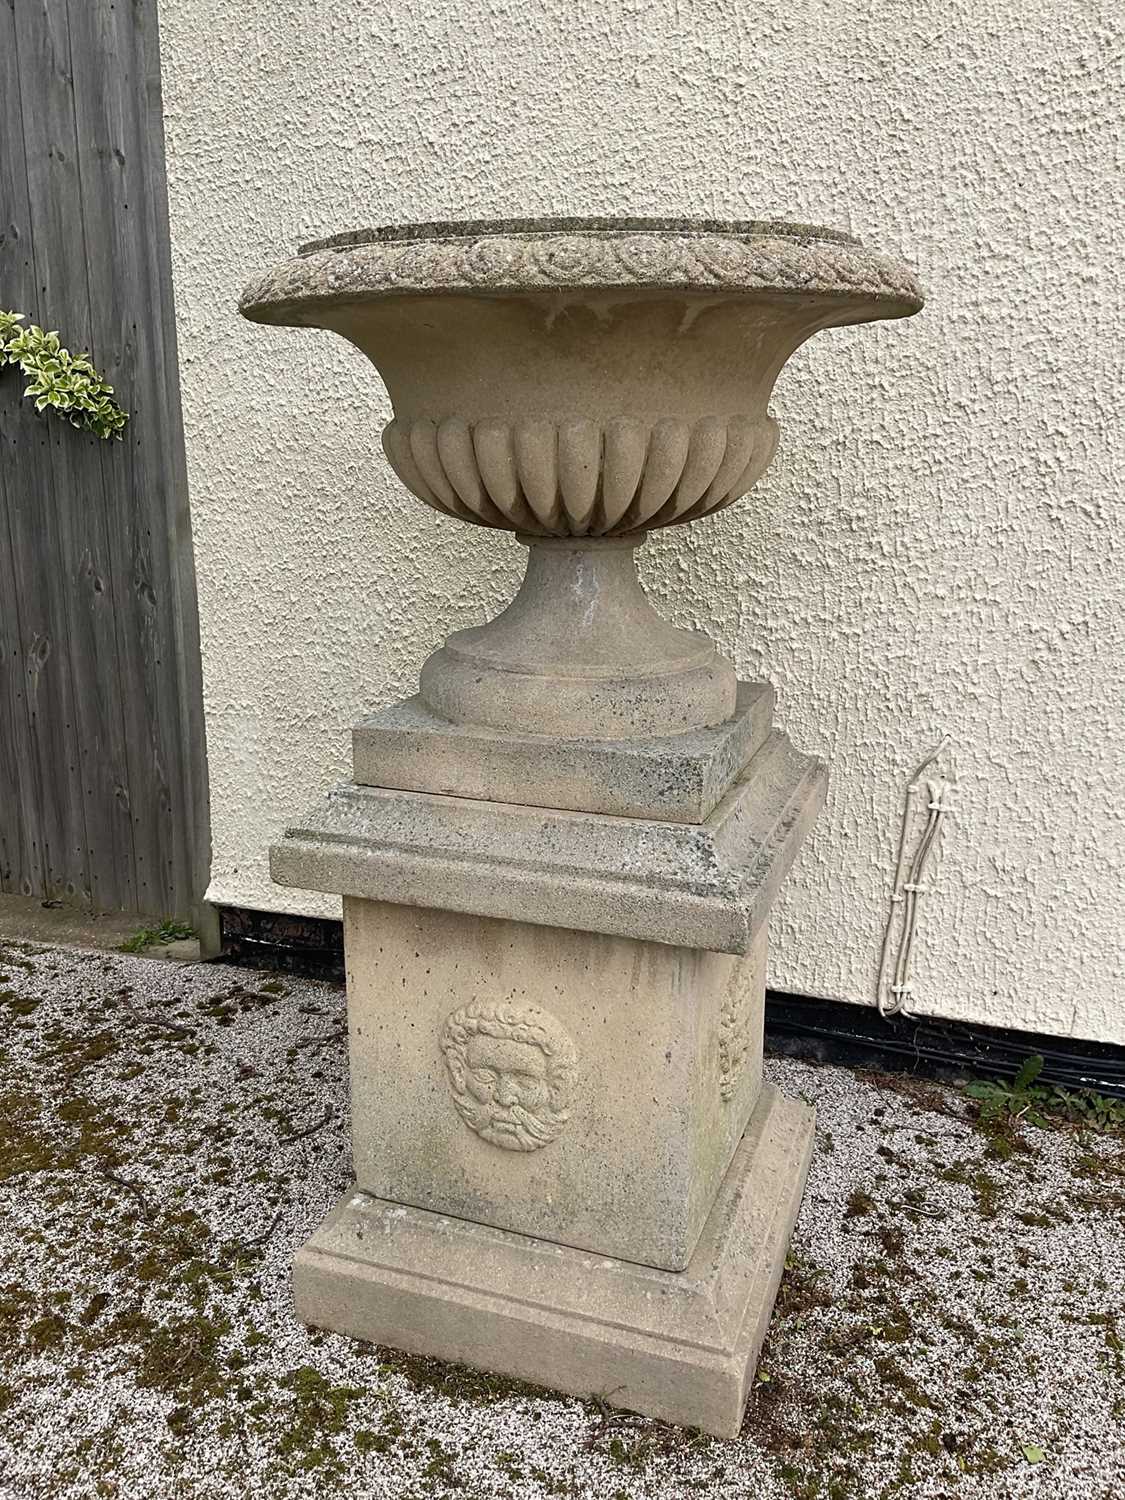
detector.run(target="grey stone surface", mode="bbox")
[0,893,143,952]
[144,937,203,964]
[353,681,774,822]
[0,895,203,963]
[415,537,738,739]
[239,265,919,547]
[240,221,923,319]
[378,406,782,538]
[342,899,767,1270]
[272,729,826,955]
[298,215,863,254]
[240,217,921,757]
[295,1082,815,1439]
[235,212,904,1431]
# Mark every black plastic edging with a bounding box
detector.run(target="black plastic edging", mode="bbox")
[216,905,1125,1099]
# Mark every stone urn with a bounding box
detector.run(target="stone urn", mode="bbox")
[240,217,922,1436]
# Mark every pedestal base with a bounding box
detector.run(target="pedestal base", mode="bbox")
[294,1082,814,1438]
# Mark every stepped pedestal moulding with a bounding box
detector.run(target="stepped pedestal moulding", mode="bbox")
[241,216,922,1436]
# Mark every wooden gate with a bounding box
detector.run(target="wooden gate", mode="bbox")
[0,0,207,918]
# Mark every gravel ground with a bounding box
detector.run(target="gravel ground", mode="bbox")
[0,936,1122,1500]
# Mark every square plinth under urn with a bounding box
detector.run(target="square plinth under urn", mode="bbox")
[343,899,769,1272]
[352,681,776,823]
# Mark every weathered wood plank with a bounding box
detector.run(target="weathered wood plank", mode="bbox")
[66,0,194,916]
[134,0,211,915]
[0,0,207,916]
[35,0,142,913]
[3,0,91,901]
[0,0,41,895]
[11,0,141,909]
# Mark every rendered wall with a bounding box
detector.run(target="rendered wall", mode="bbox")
[159,1,1124,1043]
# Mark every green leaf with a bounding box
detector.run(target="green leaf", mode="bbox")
[1012,1055,1045,1092]
[1021,1444,1046,1465]
[1,308,128,440]
[964,1081,1001,1100]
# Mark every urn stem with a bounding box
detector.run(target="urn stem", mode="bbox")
[418,535,737,740]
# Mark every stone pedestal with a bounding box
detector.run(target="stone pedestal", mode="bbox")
[242,216,922,1436]
[342,901,769,1270]
[271,687,825,1434]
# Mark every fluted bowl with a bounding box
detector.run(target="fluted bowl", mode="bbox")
[240,217,922,539]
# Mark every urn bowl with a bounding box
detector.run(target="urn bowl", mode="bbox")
[240,216,922,540]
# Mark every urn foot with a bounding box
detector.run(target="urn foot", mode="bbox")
[418,535,737,739]
[352,680,775,822]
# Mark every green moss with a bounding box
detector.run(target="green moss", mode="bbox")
[274,1366,365,1474]
[0,1089,48,1181]
[422,1436,466,1488]
[0,1078,137,1186]
[936,1159,1004,1219]
[26,1311,69,1353]
[878,1225,905,1258]
[774,1254,831,1318]
[81,1293,111,1325]
[873,1355,936,1413]
[1088,1311,1124,1378]
[0,941,37,972]
[353,1427,393,1455]
[134,1311,233,1404]
[40,1030,122,1071]
[373,1344,548,1407]
[7,943,1113,1498]
[2,993,40,1016]
[844,1188,875,1221]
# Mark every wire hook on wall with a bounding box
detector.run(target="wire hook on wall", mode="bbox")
[875,736,957,1020]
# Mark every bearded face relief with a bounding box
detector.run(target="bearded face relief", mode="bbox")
[440,1001,578,1151]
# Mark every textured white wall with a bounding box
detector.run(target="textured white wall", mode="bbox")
[160,0,1124,1043]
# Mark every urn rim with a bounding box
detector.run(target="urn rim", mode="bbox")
[296,214,861,256]
[240,215,924,325]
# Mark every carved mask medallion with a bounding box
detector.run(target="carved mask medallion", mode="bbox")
[440,1001,577,1152]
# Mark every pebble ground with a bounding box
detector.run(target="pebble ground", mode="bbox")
[0,937,1121,1500]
